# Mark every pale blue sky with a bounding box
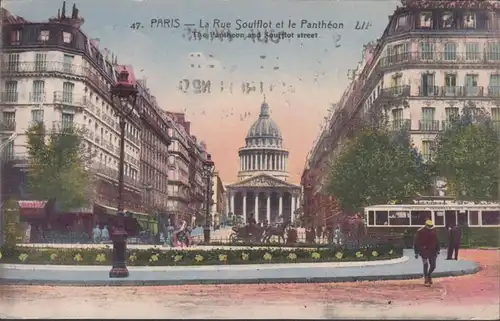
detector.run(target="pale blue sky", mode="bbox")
[5,0,400,182]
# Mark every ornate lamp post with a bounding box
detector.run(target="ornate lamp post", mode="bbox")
[109,70,139,278]
[202,154,215,243]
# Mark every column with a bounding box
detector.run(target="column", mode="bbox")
[431,211,435,226]
[240,156,242,171]
[230,192,235,216]
[278,192,283,216]
[264,154,268,170]
[225,192,230,216]
[242,191,247,223]
[260,153,263,170]
[281,155,284,171]
[254,192,259,223]
[254,154,258,169]
[266,192,271,223]
[291,194,296,223]
[285,155,288,171]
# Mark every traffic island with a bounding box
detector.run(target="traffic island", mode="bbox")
[0,249,479,286]
[0,244,401,266]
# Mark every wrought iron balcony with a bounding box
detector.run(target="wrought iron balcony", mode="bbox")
[389,119,411,131]
[53,91,89,108]
[90,162,141,189]
[380,85,411,98]
[29,92,46,103]
[51,121,85,134]
[1,92,18,103]
[378,52,498,69]
[487,86,500,98]
[0,119,16,131]
[417,86,439,97]
[419,120,440,132]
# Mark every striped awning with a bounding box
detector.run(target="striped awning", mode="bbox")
[18,200,47,209]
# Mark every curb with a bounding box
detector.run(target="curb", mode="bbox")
[0,266,480,287]
[0,256,409,271]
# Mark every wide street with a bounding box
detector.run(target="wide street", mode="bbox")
[0,249,498,319]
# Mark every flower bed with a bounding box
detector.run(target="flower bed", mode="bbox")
[0,245,403,266]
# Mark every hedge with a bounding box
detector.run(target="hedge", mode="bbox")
[0,244,403,266]
[368,227,499,248]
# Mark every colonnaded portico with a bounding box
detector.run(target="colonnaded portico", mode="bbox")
[226,174,301,223]
[226,100,301,224]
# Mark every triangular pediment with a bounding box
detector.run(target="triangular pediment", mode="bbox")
[227,174,299,189]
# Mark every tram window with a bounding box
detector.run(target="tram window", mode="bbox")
[368,211,375,225]
[469,211,479,225]
[389,211,409,225]
[457,211,468,226]
[482,211,500,225]
[411,211,430,226]
[375,211,388,225]
[435,211,444,226]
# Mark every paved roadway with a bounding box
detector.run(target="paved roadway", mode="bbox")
[0,249,498,319]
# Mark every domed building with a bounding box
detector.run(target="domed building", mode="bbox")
[226,100,301,224]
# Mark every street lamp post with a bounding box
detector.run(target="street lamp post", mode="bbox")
[202,154,215,243]
[109,70,139,278]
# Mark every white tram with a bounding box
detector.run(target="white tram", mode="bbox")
[364,201,500,228]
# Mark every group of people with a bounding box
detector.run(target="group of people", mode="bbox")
[92,225,110,243]
[413,220,462,286]
[160,218,193,247]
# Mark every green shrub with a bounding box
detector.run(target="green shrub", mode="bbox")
[1,199,21,253]
[0,244,403,266]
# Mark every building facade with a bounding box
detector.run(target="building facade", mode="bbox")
[226,101,300,225]
[161,111,212,225]
[211,171,226,226]
[302,0,500,228]
[0,4,171,232]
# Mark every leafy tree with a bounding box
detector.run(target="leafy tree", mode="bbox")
[25,122,92,211]
[432,105,500,201]
[326,128,433,213]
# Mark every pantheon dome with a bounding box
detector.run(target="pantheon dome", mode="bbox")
[238,101,289,181]
[225,100,301,225]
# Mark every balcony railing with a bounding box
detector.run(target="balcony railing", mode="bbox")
[418,86,485,97]
[1,92,18,103]
[380,85,411,98]
[487,86,500,98]
[53,91,89,107]
[29,92,46,103]
[90,162,141,189]
[0,119,16,131]
[389,119,411,131]
[419,120,440,131]
[441,120,454,131]
[378,51,500,69]
[0,61,119,110]
[52,121,85,133]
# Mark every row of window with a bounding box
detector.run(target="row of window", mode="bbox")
[386,42,500,61]
[10,29,73,44]
[395,10,499,30]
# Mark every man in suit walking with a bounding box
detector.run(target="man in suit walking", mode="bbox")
[414,220,440,286]
[446,224,461,260]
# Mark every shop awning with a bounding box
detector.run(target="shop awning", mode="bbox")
[18,200,47,209]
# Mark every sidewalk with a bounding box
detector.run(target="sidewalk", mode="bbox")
[0,250,479,286]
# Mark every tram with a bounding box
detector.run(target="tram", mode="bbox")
[364,202,499,228]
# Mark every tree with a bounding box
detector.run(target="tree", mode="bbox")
[326,128,433,213]
[433,105,500,201]
[25,122,92,211]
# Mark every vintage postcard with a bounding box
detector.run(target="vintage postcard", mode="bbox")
[0,0,499,319]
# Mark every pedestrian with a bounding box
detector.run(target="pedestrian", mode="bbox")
[446,224,461,260]
[414,219,440,286]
